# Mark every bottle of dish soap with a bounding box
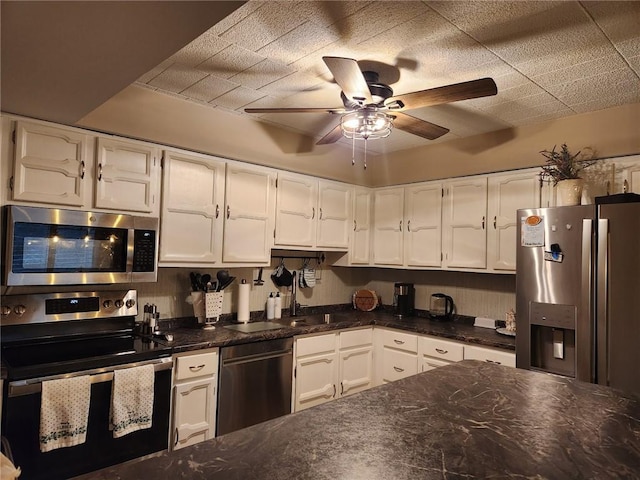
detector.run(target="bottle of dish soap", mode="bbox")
[266,292,275,320]
[274,292,282,319]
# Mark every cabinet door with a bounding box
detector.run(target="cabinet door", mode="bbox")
[487,170,540,272]
[614,156,640,194]
[442,177,488,269]
[464,345,516,368]
[294,351,337,411]
[222,163,275,263]
[372,187,404,265]
[350,188,372,264]
[95,137,159,213]
[404,182,443,267]
[12,121,87,206]
[421,356,451,373]
[172,377,216,450]
[316,180,351,249]
[159,150,225,265]
[275,173,317,247]
[339,345,373,397]
[380,348,418,383]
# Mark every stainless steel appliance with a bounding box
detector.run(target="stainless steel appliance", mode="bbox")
[430,293,454,320]
[217,338,293,436]
[3,205,158,286]
[393,282,414,318]
[0,290,173,480]
[516,194,640,395]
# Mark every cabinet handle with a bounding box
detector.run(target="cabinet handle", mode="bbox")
[226,205,230,219]
[215,205,219,218]
[486,359,501,365]
[493,216,497,229]
[399,220,402,231]
[319,208,323,220]
[407,220,411,232]
[98,163,103,181]
[340,382,344,395]
[174,428,179,446]
[482,216,485,229]
[312,207,315,219]
[80,160,85,179]
[393,339,405,345]
[353,220,357,231]
[332,384,336,398]
[189,364,205,371]
[393,366,404,372]
[435,348,448,355]
[623,179,629,193]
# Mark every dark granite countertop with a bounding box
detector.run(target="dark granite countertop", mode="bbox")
[78,360,640,479]
[154,308,516,353]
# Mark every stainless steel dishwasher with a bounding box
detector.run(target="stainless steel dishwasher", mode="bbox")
[217,337,293,436]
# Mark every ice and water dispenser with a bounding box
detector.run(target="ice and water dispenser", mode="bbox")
[528,302,577,377]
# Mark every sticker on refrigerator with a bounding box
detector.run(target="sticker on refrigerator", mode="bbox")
[521,215,544,247]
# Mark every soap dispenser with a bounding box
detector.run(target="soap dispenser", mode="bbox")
[266,292,275,320]
[274,292,282,319]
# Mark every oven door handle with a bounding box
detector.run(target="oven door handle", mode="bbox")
[8,357,173,397]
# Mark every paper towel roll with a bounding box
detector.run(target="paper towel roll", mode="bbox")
[237,281,250,323]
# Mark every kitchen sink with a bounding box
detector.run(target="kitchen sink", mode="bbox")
[273,313,350,327]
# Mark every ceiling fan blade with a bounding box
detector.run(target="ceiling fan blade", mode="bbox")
[245,107,345,114]
[323,56,372,105]
[385,78,497,111]
[316,123,344,145]
[391,112,450,140]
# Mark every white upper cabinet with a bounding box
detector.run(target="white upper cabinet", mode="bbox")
[95,137,160,214]
[442,176,488,270]
[9,120,160,215]
[12,121,88,207]
[349,187,373,264]
[372,187,404,265]
[275,172,351,250]
[404,182,443,268]
[159,149,225,266]
[487,169,541,272]
[613,156,640,194]
[222,163,276,264]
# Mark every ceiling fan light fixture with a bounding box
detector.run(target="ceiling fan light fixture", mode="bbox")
[341,109,393,140]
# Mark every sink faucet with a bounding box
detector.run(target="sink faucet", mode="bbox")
[290,271,299,317]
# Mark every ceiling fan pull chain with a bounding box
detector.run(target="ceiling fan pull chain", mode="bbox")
[351,135,356,166]
[364,138,367,170]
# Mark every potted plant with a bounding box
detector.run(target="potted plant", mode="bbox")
[539,143,597,205]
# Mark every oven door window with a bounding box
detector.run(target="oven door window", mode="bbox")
[12,222,128,273]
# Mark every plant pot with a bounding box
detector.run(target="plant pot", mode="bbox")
[557,178,584,206]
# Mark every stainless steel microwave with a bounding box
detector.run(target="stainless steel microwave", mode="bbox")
[3,205,158,286]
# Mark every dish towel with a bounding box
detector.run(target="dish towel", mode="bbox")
[39,375,91,452]
[109,364,155,438]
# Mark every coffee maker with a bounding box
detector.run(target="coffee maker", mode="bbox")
[393,283,415,318]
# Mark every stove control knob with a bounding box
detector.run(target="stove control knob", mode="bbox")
[103,300,112,309]
[125,299,136,309]
[1,305,11,316]
[114,299,124,308]
[14,305,27,316]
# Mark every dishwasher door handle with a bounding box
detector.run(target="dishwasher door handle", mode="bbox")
[221,349,292,367]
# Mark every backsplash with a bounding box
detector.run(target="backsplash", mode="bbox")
[137,262,516,323]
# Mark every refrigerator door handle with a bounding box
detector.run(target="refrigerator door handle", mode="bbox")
[596,218,609,386]
[581,219,595,383]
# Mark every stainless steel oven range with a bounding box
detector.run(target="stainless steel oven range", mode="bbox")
[0,290,173,480]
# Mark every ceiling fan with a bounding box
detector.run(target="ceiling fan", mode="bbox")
[245,56,498,148]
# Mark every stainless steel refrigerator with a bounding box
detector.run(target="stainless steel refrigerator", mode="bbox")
[516,194,640,396]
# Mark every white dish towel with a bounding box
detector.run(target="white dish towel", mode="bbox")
[40,375,91,452]
[109,364,155,438]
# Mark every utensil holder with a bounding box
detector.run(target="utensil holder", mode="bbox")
[191,291,206,324]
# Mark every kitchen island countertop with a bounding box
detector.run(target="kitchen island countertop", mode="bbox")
[78,360,640,479]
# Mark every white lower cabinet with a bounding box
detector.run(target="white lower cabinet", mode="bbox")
[171,349,218,450]
[294,328,373,412]
[463,345,516,367]
[419,336,464,373]
[375,328,418,385]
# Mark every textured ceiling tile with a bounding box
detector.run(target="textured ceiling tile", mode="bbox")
[199,45,265,79]
[148,64,208,93]
[515,44,618,78]
[230,58,296,89]
[583,1,640,45]
[616,38,640,59]
[570,86,640,114]
[171,33,230,68]
[258,70,327,98]
[257,21,340,65]
[477,92,569,121]
[472,81,547,109]
[220,1,307,51]
[211,86,267,111]
[181,75,238,103]
[137,58,174,83]
[532,55,629,88]
[295,1,372,28]
[209,1,265,36]
[627,55,640,76]
[546,68,640,106]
